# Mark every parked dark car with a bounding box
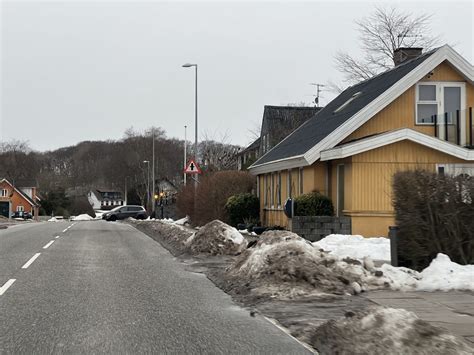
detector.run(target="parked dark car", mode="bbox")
[11,211,33,219]
[102,205,147,221]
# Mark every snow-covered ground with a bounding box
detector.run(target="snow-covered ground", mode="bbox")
[71,214,94,221]
[313,234,472,292]
[174,216,188,226]
[314,234,390,261]
[383,253,474,292]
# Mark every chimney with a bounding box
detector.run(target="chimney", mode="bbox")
[393,47,423,66]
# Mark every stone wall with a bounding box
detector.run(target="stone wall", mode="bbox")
[290,216,351,242]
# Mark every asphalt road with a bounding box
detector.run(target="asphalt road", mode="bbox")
[0,221,310,354]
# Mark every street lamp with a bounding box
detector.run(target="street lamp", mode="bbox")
[182,63,198,185]
[184,125,187,186]
[143,160,150,211]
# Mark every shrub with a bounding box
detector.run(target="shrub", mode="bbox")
[225,193,260,227]
[177,171,256,226]
[294,191,334,216]
[393,170,474,270]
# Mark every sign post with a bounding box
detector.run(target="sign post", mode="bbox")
[184,159,202,175]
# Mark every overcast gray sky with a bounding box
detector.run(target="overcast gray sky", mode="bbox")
[1,0,473,151]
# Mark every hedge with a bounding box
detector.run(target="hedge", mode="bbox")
[393,170,473,270]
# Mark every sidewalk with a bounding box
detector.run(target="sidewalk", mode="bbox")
[363,290,474,345]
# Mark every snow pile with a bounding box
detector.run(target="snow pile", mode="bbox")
[94,212,104,220]
[312,235,472,292]
[227,231,392,298]
[314,234,390,261]
[132,219,193,251]
[418,254,474,291]
[185,220,247,255]
[174,216,189,226]
[310,306,473,355]
[71,214,94,221]
[48,217,59,222]
[380,253,474,292]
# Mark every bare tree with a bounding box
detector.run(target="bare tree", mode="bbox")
[200,132,241,172]
[334,7,440,87]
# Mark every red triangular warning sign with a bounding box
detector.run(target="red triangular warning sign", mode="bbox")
[184,159,202,174]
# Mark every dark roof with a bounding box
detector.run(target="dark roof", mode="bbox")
[238,137,261,156]
[14,179,38,188]
[18,189,37,206]
[260,105,322,143]
[252,49,436,166]
[94,190,123,201]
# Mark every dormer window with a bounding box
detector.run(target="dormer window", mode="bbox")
[334,91,362,113]
[416,84,438,124]
[416,82,465,125]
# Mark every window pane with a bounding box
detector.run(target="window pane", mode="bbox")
[417,104,437,123]
[419,85,436,101]
[444,87,461,115]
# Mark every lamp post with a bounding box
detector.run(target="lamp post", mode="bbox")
[184,125,187,186]
[151,128,156,216]
[182,63,198,185]
[143,160,150,211]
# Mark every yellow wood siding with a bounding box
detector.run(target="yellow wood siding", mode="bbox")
[423,61,465,82]
[345,140,468,236]
[344,61,474,143]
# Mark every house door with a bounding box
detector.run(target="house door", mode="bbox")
[337,164,345,217]
[0,202,9,218]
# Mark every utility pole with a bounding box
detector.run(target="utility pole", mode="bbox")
[124,178,127,205]
[184,125,187,186]
[310,83,325,107]
[151,128,156,216]
[143,160,150,210]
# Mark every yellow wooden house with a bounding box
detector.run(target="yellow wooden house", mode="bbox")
[249,46,474,237]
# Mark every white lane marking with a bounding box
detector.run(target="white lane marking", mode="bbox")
[21,253,41,269]
[0,279,16,296]
[62,228,68,233]
[43,240,55,249]
[55,235,60,239]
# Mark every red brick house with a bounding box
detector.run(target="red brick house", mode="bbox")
[0,179,41,220]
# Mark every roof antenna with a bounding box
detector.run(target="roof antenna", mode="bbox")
[310,83,325,107]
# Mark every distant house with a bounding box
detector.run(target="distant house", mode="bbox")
[157,178,178,196]
[0,178,41,219]
[88,189,124,211]
[237,137,260,170]
[249,45,474,237]
[238,106,322,170]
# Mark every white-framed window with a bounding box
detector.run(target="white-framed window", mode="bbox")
[17,205,25,212]
[334,91,362,113]
[416,82,465,125]
[1,189,8,197]
[436,164,474,177]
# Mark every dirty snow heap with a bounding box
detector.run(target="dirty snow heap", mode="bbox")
[186,220,247,255]
[310,306,473,355]
[227,230,393,299]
